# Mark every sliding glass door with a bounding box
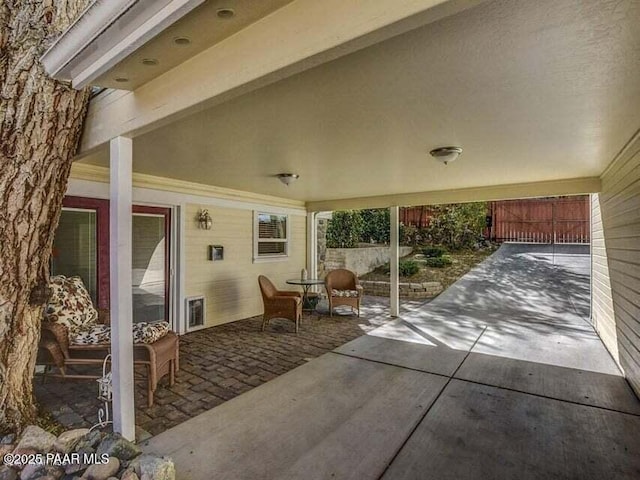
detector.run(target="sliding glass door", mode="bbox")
[51,198,172,324]
[132,207,171,323]
[51,208,98,302]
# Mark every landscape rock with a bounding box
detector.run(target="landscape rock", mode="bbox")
[0,465,18,480]
[15,427,56,453]
[64,461,88,476]
[119,470,139,480]
[81,456,119,480]
[0,435,16,445]
[0,445,14,457]
[96,435,141,462]
[129,455,174,480]
[74,432,104,453]
[55,429,90,454]
[21,464,64,480]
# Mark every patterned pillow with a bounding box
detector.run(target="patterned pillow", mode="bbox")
[71,324,111,345]
[331,289,360,298]
[132,321,170,344]
[45,276,98,335]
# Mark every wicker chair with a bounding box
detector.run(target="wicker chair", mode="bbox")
[325,269,364,317]
[258,275,303,333]
[37,277,179,408]
[38,313,179,408]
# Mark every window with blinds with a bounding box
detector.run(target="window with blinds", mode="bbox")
[254,212,289,260]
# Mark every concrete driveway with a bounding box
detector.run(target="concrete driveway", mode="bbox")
[144,244,640,479]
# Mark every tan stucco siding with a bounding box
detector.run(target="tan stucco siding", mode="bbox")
[592,135,640,395]
[184,204,307,328]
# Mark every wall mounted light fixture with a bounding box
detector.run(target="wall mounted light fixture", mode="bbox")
[198,209,212,230]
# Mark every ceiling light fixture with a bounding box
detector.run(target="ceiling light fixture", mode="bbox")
[216,8,235,19]
[141,58,159,66]
[277,173,300,186]
[429,146,463,165]
[173,36,192,46]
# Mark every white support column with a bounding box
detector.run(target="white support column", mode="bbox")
[307,212,318,279]
[390,206,400,317]
[109,136,135,440]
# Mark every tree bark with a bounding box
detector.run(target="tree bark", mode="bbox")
[0,0,91,433]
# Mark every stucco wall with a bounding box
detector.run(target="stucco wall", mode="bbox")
[591,135,640,396]
[185,204,306,328]
[324,246,413,277]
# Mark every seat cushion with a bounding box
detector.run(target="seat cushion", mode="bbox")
[45,275,98,335]
[133,321,171,344]
[71,324,111,345]
[69,321,171,346]
[331,289,360,298]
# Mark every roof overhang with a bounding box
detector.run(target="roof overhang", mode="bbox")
[40,0,204,89]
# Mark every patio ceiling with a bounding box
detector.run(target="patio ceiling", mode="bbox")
[76,0,640,207]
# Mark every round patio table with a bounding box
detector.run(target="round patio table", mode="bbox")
[286,278,325,313]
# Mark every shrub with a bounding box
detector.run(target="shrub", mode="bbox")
[422,202,487,250]
[360,209,390,244]
[326,210,364,248]
[425,255,452,268]
[421,246,447,258]
[399,260,420,277]
[377,260,420,277]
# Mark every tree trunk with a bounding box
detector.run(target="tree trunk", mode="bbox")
[0,0,92,433]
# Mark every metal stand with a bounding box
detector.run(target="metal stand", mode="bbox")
[91,354,113,432]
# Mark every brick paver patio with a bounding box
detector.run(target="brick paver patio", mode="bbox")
[35,296,411,437]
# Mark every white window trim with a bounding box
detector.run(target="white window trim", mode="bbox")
[253,211,290,263]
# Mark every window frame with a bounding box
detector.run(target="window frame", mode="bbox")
[253,211,290,263]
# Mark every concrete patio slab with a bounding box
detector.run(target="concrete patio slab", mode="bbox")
[455,353,640,414]
[470,320,620,374]
[142,244,640,478]
[144,352,447,480]
[382,380,640,480]
[333,319,478,376]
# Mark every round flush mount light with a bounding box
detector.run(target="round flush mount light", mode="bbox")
[173,36,192,46]
[277,173,300,186]
[141,58,159,66]
[114,76,129,83]
[429,146,463,165]
[216,8,235,19]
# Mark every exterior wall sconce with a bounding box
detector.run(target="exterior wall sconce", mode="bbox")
[198,209,212,230]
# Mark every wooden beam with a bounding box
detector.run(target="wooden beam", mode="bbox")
[306,177,602,212]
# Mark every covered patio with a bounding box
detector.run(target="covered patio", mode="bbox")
[35,296,407,437]
[144,244,640,479]
[34,0,640,477]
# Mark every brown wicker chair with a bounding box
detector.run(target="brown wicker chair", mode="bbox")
[38,309,179,408]
[325,269,364,317]
[258,275,303,333]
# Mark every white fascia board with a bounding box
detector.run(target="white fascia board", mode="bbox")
[40,0,204,89]
[41,0,138,80]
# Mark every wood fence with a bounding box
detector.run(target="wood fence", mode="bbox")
[399,195,590,244]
